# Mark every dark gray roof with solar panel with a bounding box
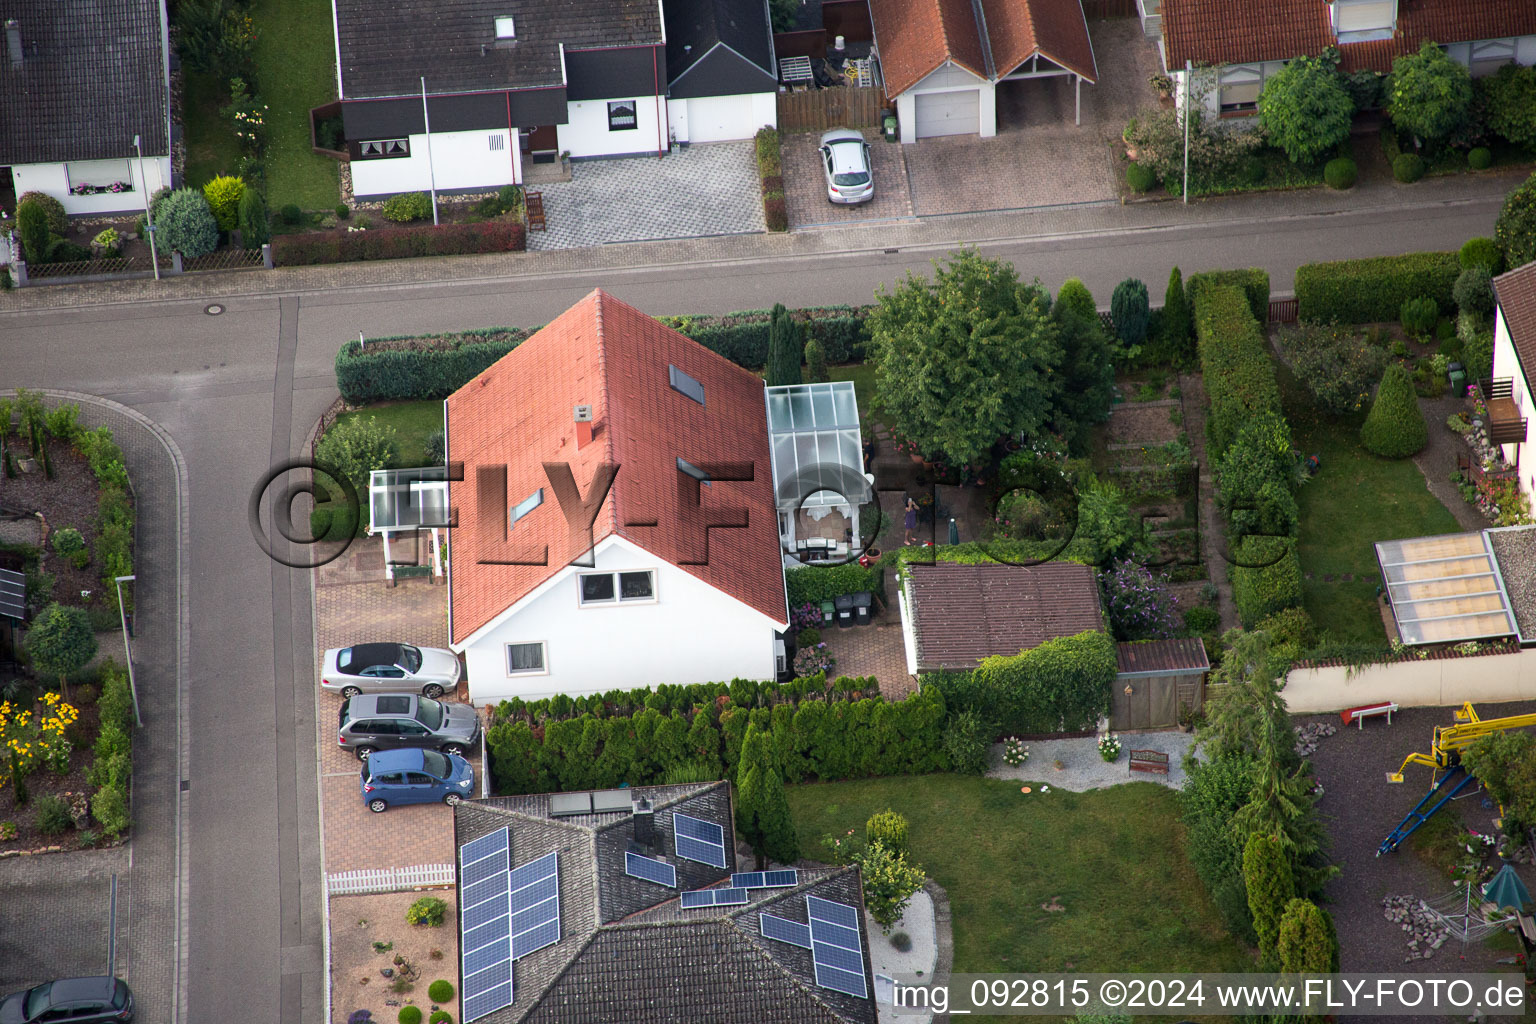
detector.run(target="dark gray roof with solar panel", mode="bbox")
[454,782,877,1023]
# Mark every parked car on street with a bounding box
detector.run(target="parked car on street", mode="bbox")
[0,977,133,1024]
[337,692,480,761]
[819,129,874,204]
[360,747,474,812]
[321,642,461,698]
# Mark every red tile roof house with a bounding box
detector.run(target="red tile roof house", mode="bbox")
[1491,261,1536,502]
[1149,0,1536,121]
[445,289,791,704]
[866,0,1098,142]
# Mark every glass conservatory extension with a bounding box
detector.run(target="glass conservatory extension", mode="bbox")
[1374,531,1518,646]
[765,381,873,565]
[368,466,450,582]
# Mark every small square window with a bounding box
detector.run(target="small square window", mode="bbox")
[619,571,654,600]
[668,364,705,405]
[510,488,543,529]
[580,573,616,603]
[506,642,545,674]
[608,100,638,131]
[359,138,410,159]
[495,15,515,38]
[677,457,711,486]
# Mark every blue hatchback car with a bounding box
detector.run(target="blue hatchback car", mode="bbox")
[360,747,474,813]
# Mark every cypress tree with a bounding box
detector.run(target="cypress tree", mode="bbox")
[1360,362,1428,458]
[766,303,803,387]
[1277,898,1336,974]
[804,338,829,383]
[757,767,799,866]
[1242,832,1294,969]
[1161,266,1191,361]
[735,723,769,854]
[686,707,722,779]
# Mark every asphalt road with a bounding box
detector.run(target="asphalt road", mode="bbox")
[0,191,1509,1024]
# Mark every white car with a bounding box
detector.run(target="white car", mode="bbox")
[321,642,462,698]
[819,129,874,204]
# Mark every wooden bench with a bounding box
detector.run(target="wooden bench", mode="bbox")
[525,191,546,231]
[1129,749,1169,775]
[1340,701,1398,730]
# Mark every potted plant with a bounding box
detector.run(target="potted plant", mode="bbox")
[1149,72,1174,104]
[1177,701,1196,733]
[1098,732,1122,763]
[1002,737,1029,767]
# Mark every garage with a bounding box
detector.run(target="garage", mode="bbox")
[914,89,980,138]
[684,94,774,144]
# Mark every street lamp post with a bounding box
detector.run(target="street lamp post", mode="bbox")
[113,575,143,728]
[133,135,160,281]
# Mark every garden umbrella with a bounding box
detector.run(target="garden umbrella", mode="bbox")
[1482,863,1531,914]
[948,517,959,545]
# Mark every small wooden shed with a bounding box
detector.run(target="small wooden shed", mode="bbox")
[1111,637,1209,731]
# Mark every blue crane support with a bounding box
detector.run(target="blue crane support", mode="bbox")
[1378,766,1478,857]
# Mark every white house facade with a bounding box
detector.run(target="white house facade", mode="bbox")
[10,154,172,217]
[347,127,520,200]
[455,535,782,704]
[1491,263,1536,502]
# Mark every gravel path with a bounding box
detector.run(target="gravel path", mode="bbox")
[1179,371,1239,632]
[1413,393,1491,533]
[986,731,1195,791]
[1489,526,1536,638]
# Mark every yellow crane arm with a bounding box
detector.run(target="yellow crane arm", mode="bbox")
[1388,704,1536,783]
[1387,752,1441,783]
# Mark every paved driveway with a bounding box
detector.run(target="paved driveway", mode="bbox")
[526,142,765,250]
[783,129,915,228]
[0,847,130,992]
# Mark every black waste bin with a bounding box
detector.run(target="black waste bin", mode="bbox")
[834,593,857,628]
[852,591,873,626]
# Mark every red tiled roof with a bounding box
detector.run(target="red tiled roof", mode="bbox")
[1115,638,1209,676]
[446,289,787,645]
[1163,0,1536,74]
[905,561,1103,671]
[1494,261,1536,390]
[870,0,990,96]
[983,0,1097,83]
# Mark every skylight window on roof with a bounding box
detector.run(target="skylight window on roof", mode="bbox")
[510,488,543,529]
[494,15,515,38]
[676,458,711,486]
[669,365,705,406]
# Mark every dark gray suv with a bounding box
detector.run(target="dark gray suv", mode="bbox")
[337,693,480,761]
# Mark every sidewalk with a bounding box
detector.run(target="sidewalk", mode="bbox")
[0,164,1525,311]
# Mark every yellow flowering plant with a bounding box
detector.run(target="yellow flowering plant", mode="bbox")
[1,693,79,791]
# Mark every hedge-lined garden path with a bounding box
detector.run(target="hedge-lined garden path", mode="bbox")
[1177,371,1239,632]
[1413,391,1492,534]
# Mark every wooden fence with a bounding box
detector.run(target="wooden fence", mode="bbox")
[777,87,887,133]
[1081,0,1137,17]
[1268,297,1298,323]
[326,863,455,896]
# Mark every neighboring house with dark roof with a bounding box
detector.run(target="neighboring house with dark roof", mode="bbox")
[866,0,1096,143]
[1147,0,1536,120]
[897,561,1104,672]
[332,0,780,198]
[1,0,171,216]
[444,289,791,703]
[663,0,779,143]
[453,782,877,1023]
[1491,261,1536,502]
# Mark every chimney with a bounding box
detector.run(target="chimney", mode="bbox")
[574,403,594,449]
[632,796,655,850]
[5,21,21,65]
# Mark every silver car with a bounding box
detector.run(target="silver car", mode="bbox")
[321,642,461,699]
[819,129,873,204]
[337,692,481,761]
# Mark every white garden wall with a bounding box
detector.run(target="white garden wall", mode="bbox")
[1283,648,1536,714]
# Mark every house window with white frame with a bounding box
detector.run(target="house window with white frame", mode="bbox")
[1218,65,1262,113]
[1470,38,1517,77]
[494,15,515,38]
[358,139,409,159]
[579,570,656,604]
[608,101,638,131]
[506,641,546,674]
[1331,0,1396,42]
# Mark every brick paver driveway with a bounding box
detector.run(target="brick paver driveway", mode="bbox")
[0,847,130,992]
[783,128,915,228]
[903,19,1159,215]
[526,141,765,250]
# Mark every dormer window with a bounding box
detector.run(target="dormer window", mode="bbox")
[1331,0,1396,44]
[494,15,515,39]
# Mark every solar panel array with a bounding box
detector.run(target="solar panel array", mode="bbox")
[460,829,514,1022]
[673,812,727,868]
[625,850,677,888]
[807,896,867,999]
[508,851,561,960]
[759,912,812,949]
[680,886,748,908]
[0,568,26,622]
[731,869,798,890]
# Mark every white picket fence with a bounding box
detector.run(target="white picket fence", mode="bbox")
[327,863,455,896]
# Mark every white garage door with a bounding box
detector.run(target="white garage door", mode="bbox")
[686,95,755,143]
[914,89,980,137]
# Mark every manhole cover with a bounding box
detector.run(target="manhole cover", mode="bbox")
[205,303,224,315]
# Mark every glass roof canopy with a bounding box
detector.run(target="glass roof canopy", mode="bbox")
[765,381,867,510]
[1374,532,1518,646]
[369,466,450,531]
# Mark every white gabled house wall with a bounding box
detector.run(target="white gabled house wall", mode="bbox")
[1492,306,1536,502]
[558,96,666,158]
[895,62,994,143]
[455,534,784,705]
[11,154,172,217]
[350,128,521,198]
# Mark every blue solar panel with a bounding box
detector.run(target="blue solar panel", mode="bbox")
[464,939,512,976]
[813,942,864,973]
[510,896,557,937]
[462,847,509,888]
[680,890,714,909]
[815,919,860,951]
[807,895,860,929]
[461,828,510,867]
[627,851,678,887]
[763,869,798,887]
[509,850,559,894]
[463,915,510,954]
[463,981,514,1023]
[676,834,727,868]
[509,873,558,915]
[463,897,508,932]
[713,887,748,905]
[674,813,724,843]
[807,896,867,1000]
[732,871,765,889]
[507,852,560,961]
[512,918,561,960]
[462,870,509,911]
[815,963,868,999]
[760,913,813,949]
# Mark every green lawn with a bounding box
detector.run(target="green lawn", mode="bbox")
[250,0,340,209]
[789,775,1249,1023]
[182,72,243,190]
[333,400,442,468]
[1278,360,1461,644]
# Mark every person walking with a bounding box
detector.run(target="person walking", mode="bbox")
[903,496,919,546]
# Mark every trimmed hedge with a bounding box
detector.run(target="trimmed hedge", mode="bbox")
[927,629,1117,736]
[273,221,525,267]
[1126,162,1156,192]
[1323,157,1357,190]
[333,306,872,403]
[484,683,949,794]
[1194,284,1282,458]
[786,563,883,608]
[1186,268,1270,325]
[1294,251,1459,324]
[1231,535,1303,626]
[1360,362,1427,458]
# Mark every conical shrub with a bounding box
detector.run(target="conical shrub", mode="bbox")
[1360,362,1427,458]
